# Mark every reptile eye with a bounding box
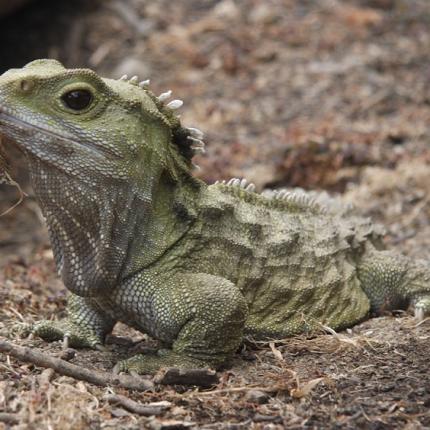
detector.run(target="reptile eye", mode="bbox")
[61,89,93,111]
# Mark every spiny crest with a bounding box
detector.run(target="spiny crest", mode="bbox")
[214,178,328,215]
[117,73,205,169]
[303,189,356,216]
[261,188,328,215]
[118,74,150,88]
[215,177,256,193]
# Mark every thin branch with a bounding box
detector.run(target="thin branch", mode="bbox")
[0,413,19,425]
[190,384,288,396]
[103,394,171,416]
[0,338,153,391]
[0,171,27,217]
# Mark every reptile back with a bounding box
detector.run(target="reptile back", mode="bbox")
[179,185,383,337]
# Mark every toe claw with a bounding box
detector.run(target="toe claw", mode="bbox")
[415,306,425,322]
[94,344,107,352]
[130,370,141,378]
[62,334,70,350]
[112,362,122,375]
[413,297,430,322]
[31,320,105,350]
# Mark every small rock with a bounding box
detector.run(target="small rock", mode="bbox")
[245,389,270,404]
[249,4,277,24]
[213,0,240,19]
[110,408,131,418]
[59,348,76,361]
[423,397,430,407]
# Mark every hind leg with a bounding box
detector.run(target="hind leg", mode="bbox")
[358,249,430,321]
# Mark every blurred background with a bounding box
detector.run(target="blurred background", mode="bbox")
[1,0,430,260]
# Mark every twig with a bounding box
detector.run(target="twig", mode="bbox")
[253,414,282,423]
[0,171,27,217]
[190,384,287,396]
[319,324,361,348]
[403,197,430,226]
[412,316,430,328]
[37,368,55,387]
[359,89,390,111]
[0,338,153,392]
[0,413,19,425]
[154,367,219,387]
[103,394,171,416]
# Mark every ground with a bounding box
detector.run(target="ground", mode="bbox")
[1,0,430,428]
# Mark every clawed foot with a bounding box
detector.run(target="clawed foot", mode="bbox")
[31,320,105,350]
[414,296,430,322]
[113,349,210,375]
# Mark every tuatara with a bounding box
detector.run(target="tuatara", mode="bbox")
[0,59,429,374]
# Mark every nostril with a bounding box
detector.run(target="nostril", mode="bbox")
[19,79,35,93]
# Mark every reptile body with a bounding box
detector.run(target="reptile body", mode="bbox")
[0,60,429,373]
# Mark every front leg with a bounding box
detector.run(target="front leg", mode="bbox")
[115,272,248,374]
[32,293,116,349]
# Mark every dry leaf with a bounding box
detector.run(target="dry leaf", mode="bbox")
[320,324,361,348]
[290,378,324,399]
[269,342,284,362]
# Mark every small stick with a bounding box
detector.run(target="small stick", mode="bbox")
[37,368,55,387]
[0,339,153,391]
[154,367,219,387]
[0,413,19,425]
[191,385,282,396]
[103,394,171,416]
[0,171,27,217]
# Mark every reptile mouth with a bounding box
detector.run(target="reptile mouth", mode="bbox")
[0,104,121,160]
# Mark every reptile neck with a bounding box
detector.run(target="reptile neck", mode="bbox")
[27,156,202,296]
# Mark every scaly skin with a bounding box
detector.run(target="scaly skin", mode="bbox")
[0,59,429,374]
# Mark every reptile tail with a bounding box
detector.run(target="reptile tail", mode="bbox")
[357,249,430,320]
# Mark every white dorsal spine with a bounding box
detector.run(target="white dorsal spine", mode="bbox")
[220,177,256,192]
[167,100,183,109]
[188,127,204,139]
[158,90,172,102]
[129,76,139,84]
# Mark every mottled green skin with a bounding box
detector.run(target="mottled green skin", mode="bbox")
[1,60,430,374]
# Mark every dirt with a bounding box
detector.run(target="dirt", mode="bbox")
[1,0,430,429]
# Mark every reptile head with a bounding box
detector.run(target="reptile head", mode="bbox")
[0,59,203,186]
[0,60,204,295]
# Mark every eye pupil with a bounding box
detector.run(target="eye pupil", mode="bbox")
[62,90,92,110]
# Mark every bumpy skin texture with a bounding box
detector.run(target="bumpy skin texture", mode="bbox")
[0,60,430,374]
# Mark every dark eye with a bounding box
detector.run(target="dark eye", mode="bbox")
[61,89,93,111]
